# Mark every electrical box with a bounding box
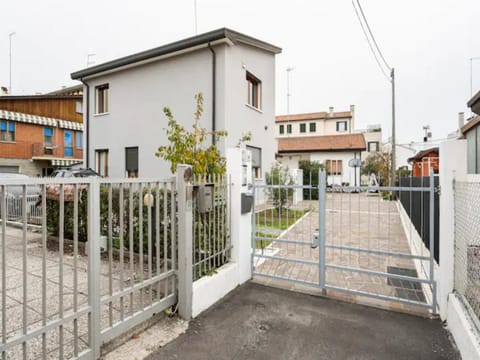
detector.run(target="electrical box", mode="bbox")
[197,183,214,213]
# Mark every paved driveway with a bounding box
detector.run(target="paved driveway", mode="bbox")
[148,282,459,360]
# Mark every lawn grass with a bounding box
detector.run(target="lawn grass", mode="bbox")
[255,208,308,230]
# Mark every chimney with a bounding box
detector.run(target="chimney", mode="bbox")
[0,87,8,96]
[458,112,465,129]
[350,104,355,132]
[328,106,334,116]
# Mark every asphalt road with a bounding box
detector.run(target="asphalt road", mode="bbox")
[147,282,460,360]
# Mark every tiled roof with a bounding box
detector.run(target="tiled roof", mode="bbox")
[277,134,366,153]
[276,111,352,123]
[461,115,480,135]
[407,147,439,163]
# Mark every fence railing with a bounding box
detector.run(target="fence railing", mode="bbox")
[0,177,178,359]
[0,193,43,225]
[454,180,480,329]
[192,174,231,281]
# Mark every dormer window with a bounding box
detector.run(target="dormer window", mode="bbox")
[336,121,347,132]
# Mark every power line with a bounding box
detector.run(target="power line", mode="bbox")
[356,0,391,71]
[352,1,390,81]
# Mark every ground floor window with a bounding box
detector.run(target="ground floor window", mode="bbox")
[246,145,262,179]
[95,149,109,177]
[326,159,343,175]
[125,147,138,178]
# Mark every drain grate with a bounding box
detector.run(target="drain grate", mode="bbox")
[386,266,426,303]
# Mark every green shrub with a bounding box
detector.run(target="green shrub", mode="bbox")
[299,160,325,200]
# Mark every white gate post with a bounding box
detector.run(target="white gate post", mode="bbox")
[176,165,193,319]
[87,178,101,358]
[227,148,253,284]
[438,139,467,319]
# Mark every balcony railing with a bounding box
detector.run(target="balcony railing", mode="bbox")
[32,142,83,159]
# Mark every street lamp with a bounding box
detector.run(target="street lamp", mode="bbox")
[9,32,16,95]
[286,67,294,114]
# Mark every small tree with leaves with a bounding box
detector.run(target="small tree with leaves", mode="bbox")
[361,152,391,185]
[156,93,227,175]
[265,164,294,209]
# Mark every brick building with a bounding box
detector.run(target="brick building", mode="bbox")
[0,87,84,176]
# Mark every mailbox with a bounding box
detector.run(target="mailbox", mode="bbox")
[241,193,253,214]
[197,183,214,213]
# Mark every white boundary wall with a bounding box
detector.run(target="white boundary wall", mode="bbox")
[438,139,480,359]
[191,148,253,317]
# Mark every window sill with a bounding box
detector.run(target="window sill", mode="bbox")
[93,112,110,117]
[0,140,16,144]
[245,104,263,114]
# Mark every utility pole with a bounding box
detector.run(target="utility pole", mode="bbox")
[391,67,396,187]
[470,57,480,97]
[286,67,294,114]
[194,0,198,34]
[9,32,16,95]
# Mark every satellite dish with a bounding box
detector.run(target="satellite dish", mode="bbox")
[348,158,362,168]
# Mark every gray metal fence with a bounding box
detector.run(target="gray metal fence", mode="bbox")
[192,174,231,281]
[454,180,480,329]
[0,177,178,359]
[252,170,437,313]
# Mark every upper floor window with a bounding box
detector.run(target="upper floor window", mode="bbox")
[299,123,306,133]
[309,122,316,132]
[44,127,54,146]
[287,124,292,134]
[0,120,15,141]
[467,125,480,174]
[279,125,284,135]
[76,132,83,149]
[75,100,83,114]
[368,141,379,152]
[95,84,109,114]
[64,130,73,157]
[246,72,261,109]
[336,121,347,132]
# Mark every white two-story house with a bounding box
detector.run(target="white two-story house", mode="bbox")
[71,28,281,178]
[276,106,368,186]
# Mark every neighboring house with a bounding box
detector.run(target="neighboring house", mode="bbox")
[276,105,355,138]
[355,124,382,160]
[463,90,480,174]
[277,134,365,186]
[71,28,281,178]
[408,147,439,176]
[0,91,84,176]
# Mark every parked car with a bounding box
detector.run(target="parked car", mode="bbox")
[51,168,100,178]
[0,173,41,221]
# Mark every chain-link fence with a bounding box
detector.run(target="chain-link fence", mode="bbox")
[454,181,480,326]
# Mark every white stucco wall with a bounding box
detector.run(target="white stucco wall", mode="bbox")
[278,151,361,186]
[84,41,277,178]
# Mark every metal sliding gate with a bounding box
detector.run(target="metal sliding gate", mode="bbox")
[0,177,178,359]
[252,170,437,313]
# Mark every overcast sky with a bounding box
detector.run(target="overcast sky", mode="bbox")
[0,0,478,143]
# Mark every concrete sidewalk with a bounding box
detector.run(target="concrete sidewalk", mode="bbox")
[147,282,459,360]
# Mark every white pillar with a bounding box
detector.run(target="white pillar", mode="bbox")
[438,139,467,320]
[176,165,193,319]
[226,148,253,284]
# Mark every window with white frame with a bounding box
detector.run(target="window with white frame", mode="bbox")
[95,84,109,114]
[279,125,284,135]
[246,72,261,109]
